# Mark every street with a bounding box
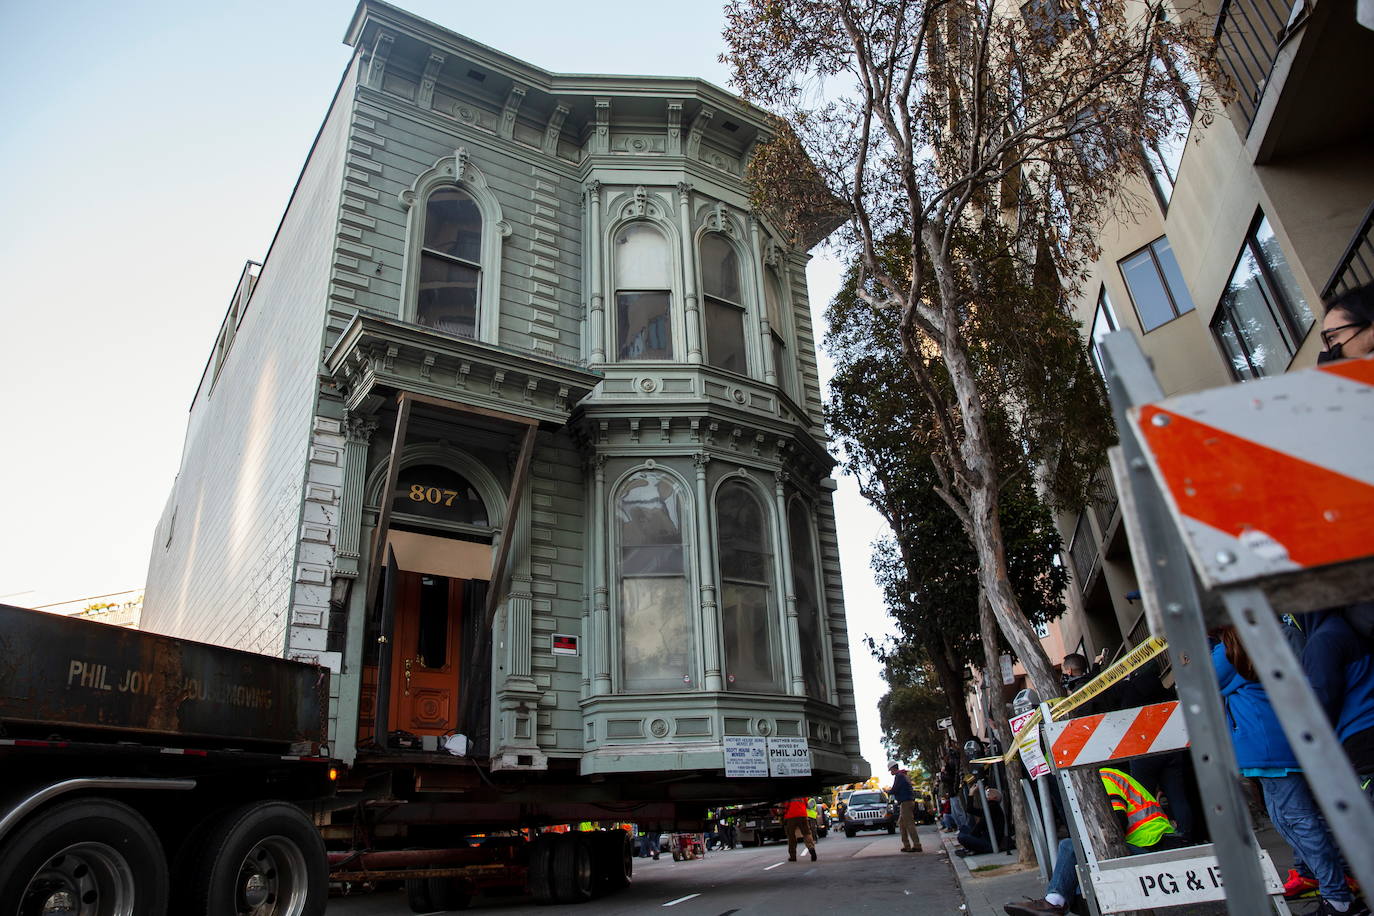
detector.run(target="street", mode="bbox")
[326,825,964,914]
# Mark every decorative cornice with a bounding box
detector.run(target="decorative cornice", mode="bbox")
[498,83,527,140]
[666,100,684,156]
[686,106,715,159]
[542,103,570,156]
[418,51,446,109]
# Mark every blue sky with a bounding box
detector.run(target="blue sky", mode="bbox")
[0,0,893,776]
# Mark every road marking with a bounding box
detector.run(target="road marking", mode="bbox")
[764,861,786,870]
[663,894,700,907]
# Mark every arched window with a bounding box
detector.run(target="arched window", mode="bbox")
[614,224,673,360]
[716,480,782,693]
[788,500,827,700]
[763,268,792,395]
[701,234,747,373]
[417,188,482,338]
[616,471,694,691]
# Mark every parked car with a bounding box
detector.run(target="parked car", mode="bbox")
[842,790,897,837]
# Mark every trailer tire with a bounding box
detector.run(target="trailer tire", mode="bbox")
[609,831,633,889]
[551,834,593,904]
[528,835,557,905]
[406,876,471,912]
[188,801,327,916]
[0,797,168,916]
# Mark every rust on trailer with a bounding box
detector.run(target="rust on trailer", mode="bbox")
[0,603,328,749]
[330,864,517,882]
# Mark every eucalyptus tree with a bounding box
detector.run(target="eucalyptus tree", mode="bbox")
[723,0,1214,854]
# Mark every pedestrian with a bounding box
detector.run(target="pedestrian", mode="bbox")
[1213,626,1364,916]
[783,796,816,862]
[888,761,923,852]
[1317,282,1374,364]
[1003,767,1176,916]
[956,785,1004,856]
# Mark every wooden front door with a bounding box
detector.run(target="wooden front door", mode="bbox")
[387,571,464,737]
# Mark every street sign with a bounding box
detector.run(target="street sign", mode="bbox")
[766,737,811,777]
[722,736,768,778]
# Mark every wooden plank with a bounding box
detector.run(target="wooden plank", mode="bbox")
[485,423,538,629]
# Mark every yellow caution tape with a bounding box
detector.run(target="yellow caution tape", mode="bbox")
[998,636,1170,765]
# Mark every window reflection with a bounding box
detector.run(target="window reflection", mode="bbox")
[418,189,482,338]
[615,225,673,360]
[717,481,781,693]
[701,234,747,373]
[617,472,693,691]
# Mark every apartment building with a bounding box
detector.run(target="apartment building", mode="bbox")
[1056,0,1374,661]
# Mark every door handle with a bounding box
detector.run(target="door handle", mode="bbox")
[403,657,412,696]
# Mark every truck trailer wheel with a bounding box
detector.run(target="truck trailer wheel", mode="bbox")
[406,876,471,912]
[551,834,593,903]
[0,797,168,916]
[187,801,327,916]
[527,835,557,905]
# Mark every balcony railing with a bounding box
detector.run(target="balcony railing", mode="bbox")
[1322,200,1374,300]
[1214,0,1304,131]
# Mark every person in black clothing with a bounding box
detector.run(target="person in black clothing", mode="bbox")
[956,785,1005,855]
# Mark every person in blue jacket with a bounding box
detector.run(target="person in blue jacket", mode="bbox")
[1213,627,1362,916]
[1301,606,1374,794]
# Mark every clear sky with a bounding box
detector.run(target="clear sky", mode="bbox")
[0,0,896,778]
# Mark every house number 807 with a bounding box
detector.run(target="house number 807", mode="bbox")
[408,485,460,506]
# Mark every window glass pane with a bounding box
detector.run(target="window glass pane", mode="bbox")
[764,269,785,330]
[705,298,747,373]
[418,255,478,338]
[1252,215,1313,334]
[1151,237,1195,315]
[620,577,692,691]
[1120,249,1176,332]
[717,482,780,693]
[701,234,742,302]
[789,502,827,700]
[1219,247,1289,377]
[618,472,686,575]
[393,464,489,526]
[615,223,670,289]
[617,472,693,692]
[616,291,673,360]
[417,575,450,669]
[1211,309,1258,381]
[424,189,481,263]
[771,334,789,393]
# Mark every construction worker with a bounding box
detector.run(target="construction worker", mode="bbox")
[783,796,817,862]
[1003,767,1174,916]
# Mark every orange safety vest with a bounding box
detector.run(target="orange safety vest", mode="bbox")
[1100,767,1173,847]
[783,798,809,819]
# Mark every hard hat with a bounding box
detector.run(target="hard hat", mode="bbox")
[887,760,900,770]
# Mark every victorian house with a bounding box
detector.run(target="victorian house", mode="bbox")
[143,1,867,784]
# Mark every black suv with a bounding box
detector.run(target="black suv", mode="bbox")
[841,790,896,837]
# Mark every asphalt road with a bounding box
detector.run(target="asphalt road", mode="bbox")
[327,824,965,914]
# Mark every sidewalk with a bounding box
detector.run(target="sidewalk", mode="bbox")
[939,821,1301,916]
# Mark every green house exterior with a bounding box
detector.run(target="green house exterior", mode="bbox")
[144,1,868,788]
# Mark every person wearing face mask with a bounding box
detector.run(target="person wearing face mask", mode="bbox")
[1318,283,1374,364]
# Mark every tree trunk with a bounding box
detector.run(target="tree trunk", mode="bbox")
[979,592,1037,867]
[927,631,974,745]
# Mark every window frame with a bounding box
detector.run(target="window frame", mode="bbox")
[763,265,796,397]
[713,477,784,694]
[787,495,832,702]
[1117,235,1196,332]
[612,220,678,363]
[399,153,509,343]
[612,467,699,693]
[1088,284,1118,377]
[1140,44,1198,213]
[1210,211,1315,380]
[699,231,750,374]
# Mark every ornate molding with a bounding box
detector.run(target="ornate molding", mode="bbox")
[593,98,612,154]
[686,106,714,159]
[543,103,570,156]
[666,101,684,155]
[498,84,527,140]
[367,31,395,90]
[418,52,446,110]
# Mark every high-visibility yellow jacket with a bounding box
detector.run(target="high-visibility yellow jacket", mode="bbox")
[1101,767,1174,848]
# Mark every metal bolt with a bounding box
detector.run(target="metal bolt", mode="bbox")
[1151,413,1171,427]
[1130,457,1148,470]
[1215,550,1236,567]
[1165,602,1183,616]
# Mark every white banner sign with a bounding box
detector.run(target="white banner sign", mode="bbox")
[767,736,812,777]
[1009,709,1050,780]
[1091,848,1283,913]
[722,736,768,778]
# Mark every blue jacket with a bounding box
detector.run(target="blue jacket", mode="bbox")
[890,770,915,802]
[1212,642,1298,770]
[1300,610,1374,749]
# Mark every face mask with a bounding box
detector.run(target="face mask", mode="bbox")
[1317,347,1341,364]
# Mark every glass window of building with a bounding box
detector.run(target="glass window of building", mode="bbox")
[1118,235,1195,332]
[764,268,792,395]
[615,224,674,360]
[1088,285,1118,377]
[716,481,782,693]
[701,233,748,373]
[1142,51,1195,209]
[417,189,482,338]
[1211,212,1315,380]
[616,471,694,691]
[788,500,827,700]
